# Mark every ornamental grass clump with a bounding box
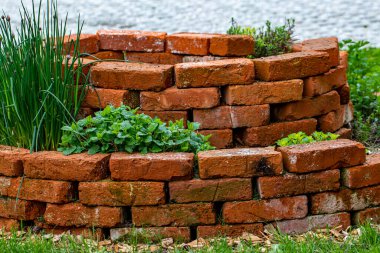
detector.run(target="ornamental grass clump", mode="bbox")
[0,0,88,151]
[58,105,215,155]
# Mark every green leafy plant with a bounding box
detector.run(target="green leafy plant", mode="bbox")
[58,105,214,155]
[276,131,340,147]
[227,18,295,58]
[340,40,380,148]
[0,0,88,151]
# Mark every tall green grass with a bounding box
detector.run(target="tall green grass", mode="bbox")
[0,0,88,151]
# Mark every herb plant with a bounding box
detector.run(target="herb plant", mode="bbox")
[58,105,215,155]
[0,0,88,151]
[276,131,340,147]
[227,18,295,58]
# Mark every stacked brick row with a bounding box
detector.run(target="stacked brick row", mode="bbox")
[67,31,353,149]
[0,140,379,241]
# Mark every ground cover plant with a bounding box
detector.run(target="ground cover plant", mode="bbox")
[0,0,87,151]
[340,40,380,149]
[276,131,339,147]
[58,105,214,155]
[227,18,295,58]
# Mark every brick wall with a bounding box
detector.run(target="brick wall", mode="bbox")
[1,140,379,241]
[65,31,353,149]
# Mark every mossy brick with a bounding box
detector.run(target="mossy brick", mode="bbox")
[278,139,366,173]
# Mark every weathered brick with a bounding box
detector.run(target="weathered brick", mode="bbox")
[198,129,233,149]
[182,55,224,63]
[237,119,317,147]
[110,152,193,181]
[140,87,220,111]
[166,33,216,55]
[24,152,110,181]
[90,62,173,91]
[76,107,94,120]
[85,51,124,60]
[0,198,45,220]
[273,90,341,121]
[138,110,188,126]
[209,35,255,56]
[64,34,99,54]
[278,139,366,173]
[98,30,166,52]
[83,88,139,109]
[223,196,308,223]
[197,224,263,238]
[132,203,215,226]
[253,51,330,81]
[198,148,283,179]
[79,181,165,206]
[318,105,346,132]
[353,207,380,224]
[303,66,347,97]
[175,59,254,88]
[293,37,340,67]
[0,217,20,231]
[257,170,340,199]
[44,203,122,228]
[336,128,353,139]
[193,105,270,129]
[110,227,191,242]
[224,79,303,105]
[0,146,29,177]
[339,51,349,70]
[311,185,380,214]
[169,178,252,203]
[336,84,350,104]
[0,176,19,196]
[271,213,350,234]
[124,52,184,64]
[342,154,380,189]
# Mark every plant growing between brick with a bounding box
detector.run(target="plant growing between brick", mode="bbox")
[276,131,339,147]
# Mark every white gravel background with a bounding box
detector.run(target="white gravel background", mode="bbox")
[2,0,380,45]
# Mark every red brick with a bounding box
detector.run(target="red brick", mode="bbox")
[0,146,29,177]
[76,107,94,120]
[140,87,220,111]
[110,152,193,181]
[0,176,19,196]
[175,59,254,88]
[83,88,139,109]
[311,185,380,214]
[273,90,341,121]
[342,154,380,189]
[24,152,110,181]
[193,105,269,130]
[0,198,45,220]
[223,196,308,223]
[44,203,122,228]
[182,55,224,62]
[169,178,252,203]
[132,203,215,226]
[90,62,173,91]
[238,119,317,147]
[224,79,303,105]
[137,110,188,126]
[98,30,166,52]
[303,66,347,97]
[63,34,99,54]
[336,128,353,139]
[110,227,191,242]
[198,129,233,149]
[166,33,216,55]
[339,51,349,70]
[209,35,254,56]
[271,213,350,234]
[253,51,330,81]
[79,181,165,206]
[353,207,380,224]
[124,52,184,64]
[44,227,104,240]
[85,51,124,60]
[198,148,283,179]
[318,105,346,132]
[257,169,340,199]
[336,84,350,104]
[278,139,366,173]
[293,37,339,67]
[197,224,263,238]
[0,218,20,231]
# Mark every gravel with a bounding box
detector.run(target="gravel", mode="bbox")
[2,0,380,45]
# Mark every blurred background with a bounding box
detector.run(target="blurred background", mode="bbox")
[2,0,380,45]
